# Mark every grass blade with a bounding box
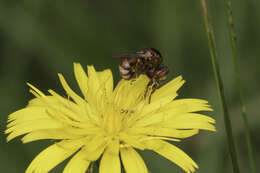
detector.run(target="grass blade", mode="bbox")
[200,0,240,172]
[225,0,256,172]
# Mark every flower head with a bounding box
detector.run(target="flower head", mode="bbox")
[6,63,215,173]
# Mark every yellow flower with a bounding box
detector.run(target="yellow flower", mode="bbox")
[6,63,215,173]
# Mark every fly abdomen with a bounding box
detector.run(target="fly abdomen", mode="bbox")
[119,67,135,80]
[119,58,138,80]
[120,58,131,69]
[119,63,133,80]
[119,65,130,75]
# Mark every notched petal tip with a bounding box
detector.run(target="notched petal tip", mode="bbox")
[152,75,186,103]
[6,133,17,142]
[211,127,217,132]
[57,73,63,79]
[73,62,79,67]
[26,83,45,97]
[145,140,198,173]
[87,65,96,74]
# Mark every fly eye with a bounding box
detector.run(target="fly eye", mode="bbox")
[159,67,169,76]
[159,75,167,81]
[154,67,169,80]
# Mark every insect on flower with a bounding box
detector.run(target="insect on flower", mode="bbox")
[113,48,169,103]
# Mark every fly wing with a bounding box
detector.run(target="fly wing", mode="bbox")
[112,53,144,58]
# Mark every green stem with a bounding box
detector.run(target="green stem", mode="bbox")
[200,0,240,172]
[225,0,256,172]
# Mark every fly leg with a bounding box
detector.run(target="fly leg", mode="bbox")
[144,80,152,99]
[148,81,160,104]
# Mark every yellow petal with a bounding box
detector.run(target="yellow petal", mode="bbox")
[141,98,212,122]
[162,99,212,113]
[135,77,183,118]
[6,119,63,142]
[28,96,51,107]
[63,150,91,173]
[96,69,114,114]
[28,90,98,127]
[21,128,83,143]
[113,75,149,110]
[129,127,199,139]
[120,147,148,173]
[86,66,113,113]
[29,91,80,116]
[26,140,82,173]
[6,107,65,143]
[145,140,198,173]
[87,65,99,90]
[27,90,84,121]
[58,73,85,106]
[86,66,100,104]
[27,95,87,128]
[48,90,86,119]
[96,69,113,98]
[7,107,48,125]
[119,132,146,150]
[135,99,213,128]
[162,113,216,131]
[82,134,108,161]
[73,63,89,99]
[27,83,45,97]
[151,76,185,103]
[99,139,121,173]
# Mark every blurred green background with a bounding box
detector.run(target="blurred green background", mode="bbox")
[0,0,259,172]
